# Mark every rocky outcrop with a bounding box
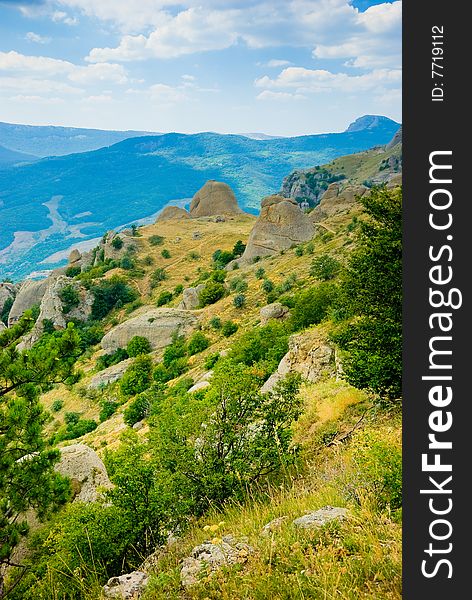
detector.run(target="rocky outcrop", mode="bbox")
[386,125,402,150]
[181,535,254,587]
[292,506,348,529]
[101,308,198,353]
[18,276,93,349]
[178,284,205,310]
[0,282,16,317]
[309,183,367,223]
[8,278,50,326]
[240,195,314,262]
[157,206,190,221]
[261,328,335,393]
[56,444,112,503]
[189,181,242,218]
[103,571,149,599]
[88,358,134,389]
[261,516,288,537]
[102,231,138,263]
[260,302,290,325]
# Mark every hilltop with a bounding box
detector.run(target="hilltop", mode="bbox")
[1,134,402,599]
[0,116,400,281]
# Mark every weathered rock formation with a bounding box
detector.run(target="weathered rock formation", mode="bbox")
[56,444,113,503]
[88,358,134,389]
[103,571,149,599]
[292,506,348,529]
[260,302,290,325]
[240,195,314,262]
[157,206,190,221]
[178,284,205,310]
[261,328,336,393]
[0,282,16,317]
[309,183,367,223]
[189,180,242,218]
[181,535,254,587]
[8,278,50,326]
[101,308,199,353]
[386,125,402,150]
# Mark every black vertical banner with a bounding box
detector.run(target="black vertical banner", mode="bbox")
[403,2,469,599]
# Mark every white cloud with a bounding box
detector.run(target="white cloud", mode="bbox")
[256,90,306,101]
[25,31,52,44]
[0,51,128,85]
[264,59,292,68]
[255,66,401,94]
[51,10,79,26]
[10,94,65,105]
[149,83,187,105]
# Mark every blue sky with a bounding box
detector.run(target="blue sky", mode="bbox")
[0,0,401,136]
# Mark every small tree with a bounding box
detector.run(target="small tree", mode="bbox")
[120,355,153,396]
[161,249,171,259]
[127,336,152,357]
[310,255,341,280]
[233,294,246,309]
[111,236,123,250]
[187,332,210,356]
[199,281,226,307]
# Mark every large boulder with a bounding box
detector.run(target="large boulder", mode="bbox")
[0,282,16,317]
[88,358,134,389]
[260,302,290,325]
[157,206,190,221]
[293,506,348,529]
[309,184,367,223]
[101,308,199,353]
[181,535,254,587]
[8,278,50,326]
[189,181,242,218]
[18,276,93,349]
[241,195,314,262]
[56,444,112,503]
[103,571,149,599]
[178,284,205,310]
[261,328,335,393]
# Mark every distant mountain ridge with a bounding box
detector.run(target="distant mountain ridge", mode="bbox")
[0,122,161,158]
[0,144,37,167]
[0,115,400,281]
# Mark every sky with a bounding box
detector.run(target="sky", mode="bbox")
[0,0,402,136]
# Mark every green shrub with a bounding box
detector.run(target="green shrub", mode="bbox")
[290,283,338,331]
[222,321,238,337]
[229,277,248,293]
[187,331,210,355]
[64,411,79,426]
[233,294,246,309]
[149,234,164,246]
[119,255,134,270]
[127,335,152,357]
[173,284,184,295]
[156,290,173,306]
[150,267,168,288]
[96,347,129,371]
[161,248,171,259]
[229,321,289,373]
[51,400,63,412]
[111,236,123,250]
[199,281,226,307]
[204,352,220,370]
[163,334,186,367]
[295,245,304,256]
[90,277,137,320]
[210,269,227,283]
[255,267,265,279]
[188,251,200,260]
[209,316,222,330]
[232,240,246,256]
[65,265,81,278]
[59,284,80,314]
[124,393,151,426]
[120,355,153,396]
[0,296,13,325]
[261,278,274,294]
[153,363,173,384]
[99,400,118,422]
[212,249,234,268]
[142,255,154,266]
[310,254,341,280]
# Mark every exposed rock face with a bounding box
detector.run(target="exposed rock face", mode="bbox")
[101,308,199,353]
[88,358,134,389]
[157,206,190,221]
[0,322,6,333]
[181,535,254,587]
[292,506,348,529]
[18,276,93,349]
[103,571,149,599]
[102,231,138,262]
[8,278,50,326]
[241,195,314,262]
[386,125,402,150]
[309,183,367,223]
[68,248,82,264]
[56,444,112,503]
[178,284,205,310]
[0,282,16,317]
[260,302,290,325]
[261,328,335,393]
[189,180,242,217]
